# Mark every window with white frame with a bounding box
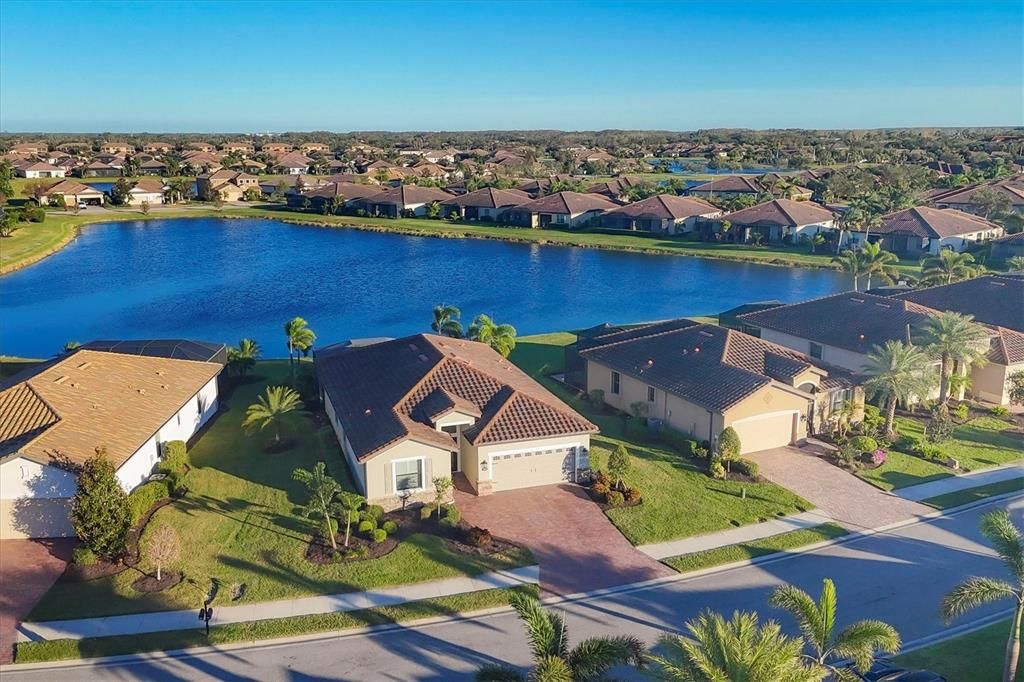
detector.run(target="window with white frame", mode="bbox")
[830,388,852,412]
[611,371,620,394]
[394,459,424,492]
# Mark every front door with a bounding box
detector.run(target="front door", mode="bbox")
[451,450,459,473]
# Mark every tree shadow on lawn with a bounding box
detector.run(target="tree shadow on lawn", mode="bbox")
[173,493,311,543]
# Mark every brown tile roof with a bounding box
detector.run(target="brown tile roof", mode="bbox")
[440,187,532,209]
[315,334,596,461]
[0,350,222,468]
[44,179,102,196]
[512,191,618,215]
[721,198,835,227]
[993,231,1024,244]
[895,275,1024,333]
[929,176,1024,208]
[131,178,165,193]
[604,194,719,220]
[688,176,764,194]
[585,177,640,196]
[306,182,382,200]
[988,327,1024,365]
[23,162,62,172]
[871,206,1001,239]
[360,185,453,207]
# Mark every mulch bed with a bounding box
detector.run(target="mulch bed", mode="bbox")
[304,533,399,564]
[263,438,298,454]
[132,571,182,593]
[582,485,642,510]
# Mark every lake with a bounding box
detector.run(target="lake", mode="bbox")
[0,218,848,357]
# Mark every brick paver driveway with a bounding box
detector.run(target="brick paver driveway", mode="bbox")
[748,445,932,531]
[0,538,75,663]
[455,483,673,596]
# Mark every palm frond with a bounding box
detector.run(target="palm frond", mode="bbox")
[831,619,901,672]
[941,577,1016,622]
[474,663,526,682]
[567,635,645,679]
[508,592,565,660]
[530,655,572,682]
[769,583,827,658]
[980,510,1024,583]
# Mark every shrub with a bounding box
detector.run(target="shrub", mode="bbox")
[660,426,697,456]
[381,520,398,534]
[871,449,887,466]
[607,444,632,487]
[863,404,883,431]
[992,405,1010,417]
[464,526,492,548]
[926,406,955,443]
[606,491,625,507]
[160,440,188,473]
[22,205,45,222]
[72,546,97,566]
[444,506,461,524]
[951,403,969,422]
[836,442,857,466]
[362,505,385,522]
[419,504,436,520]
[71,447,131,559]
[692,445,709,460]
[718,427,741,462]
[372,528,387,543]
[916,442,943,461]
[592,481,609,497]
[624,487,642,504]
[848,435,878,454]
[709,460,726,480]
[592,471,611,488]
[127,479,172,524]
[357,519,376,534]
[588,389,605,407]
[440,516,459,528]
[733,458,759,478]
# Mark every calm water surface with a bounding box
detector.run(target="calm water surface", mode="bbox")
[0,218,847,357]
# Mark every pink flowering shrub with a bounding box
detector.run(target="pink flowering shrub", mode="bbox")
[871,449,887,466]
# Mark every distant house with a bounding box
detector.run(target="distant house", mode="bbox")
[422,149,457,164]
[186,142,217,153]
[929,177,1024,215]
[239,159,267,174]
[16,162,66,179]
[79,160,121,178]
[845,206,1003,256]
[288,181,383,210]
[137,158,168,176]
[411,161,451,180]
[714,199,836,243]
[924,161,969,176]
[299,142,331,154]
[601,194,721,235]
[261,142,293,154]
[506,191,618,228]
[350,185,454,218]
[439,187,532,221]
[991,231,1024,262]
[687,176,764,200]
[39,179,105,206]
[127,178,166,205]
[9,142,45,155]
[100,142,134,155]
[197,170,260,201]
[221,142,255,155]
[276,152,312,175]
[141,142,174,154]
[258,174,326,197]
[585,177,641,201]
[181,151,225,174]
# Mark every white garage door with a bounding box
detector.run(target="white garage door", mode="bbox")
[490,447,576,492]
[729,411,797,454]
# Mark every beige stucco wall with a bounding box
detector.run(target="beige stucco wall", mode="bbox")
[364,440,452,510]
[972,361,1018,405]
[758,329,870,373]
[468,434,591,493]
[0,497,75,540]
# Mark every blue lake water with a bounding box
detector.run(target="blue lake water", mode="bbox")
[649,161,791,175]
[0,218,848,357]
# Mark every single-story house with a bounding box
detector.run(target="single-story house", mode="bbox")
[439,187,532,221]
[844,206,1004,256]
[895,275,1023,333]
[506,191,618,228]
[274,152,312,175]
[258,174,326,197]
[288,181,383,210]
[315,334,597,507]
[17,162,66,179]
[579,320,861,454]
[687,175,764,200]
[0,341,225,539]
[127,178,166,205]
[79,160,122,178]
[991,231,1024,262]
[350,185,454,218]
[929,177,1024,215]
[601,194,722,235]
[714,199,836,243]
[39,179,105,206]
[9,142,45,155]
[198,170,260,200]
[137,158,168,176]
[585,177,640,201]
[513,175,579,198]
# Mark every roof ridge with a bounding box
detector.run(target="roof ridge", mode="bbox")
[772,199,799,226]
[468,386,517,444]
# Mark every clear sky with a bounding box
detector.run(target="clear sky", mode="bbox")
[1,0,1021,132]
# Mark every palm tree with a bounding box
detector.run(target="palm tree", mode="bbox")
[859,242,899,290]
[336,490,365,548]
[227,337,261,377]
[942,510,1024,682]
[808,233,826,254]
[476,592,645,681]
[242,385,306,445]
[920,250,981,286]
[468,314,517,357]
[916,312,990,404]
[648,610,826,682]
[431,304,463,338]
[291,461,343,551]
[770,578,900,680]
[832,250,863,291]
[1008,256,1024,273]
[862,340,934,438]
[284,316,316,384]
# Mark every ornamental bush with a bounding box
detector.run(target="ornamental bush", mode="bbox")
[848,435,878,453]
[357,519,376,534]
[718,427,741,462]
[419,503,436,520]
[127,479,173,524]
[733,458,760,478]
[70,447,131,559]
[592,481,609,497]
[372,528,387,543]
[444,505,461,524]
[607,444,632,487]
[871,449,887,466]
[992,405,1010,417]
[464,526,492,548]
[709,460,726,480]
[951,403,969,422]
[72,546,97,566]
[606,491,625,507]
[624,487,642,504]
[381,520,398,534]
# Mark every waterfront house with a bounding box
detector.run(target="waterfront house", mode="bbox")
[126,178,167,205]
[991,231,1024,262]
[439,187,532,221]
[198,170,260,201]
[687,175,765,200]
[39,179,105,206]
[79,160,121,178]
[506,191,618,228]
[714,198,836,243]
[137,158,168,176]
[16,162,66,179]
[351,185,454,218]
[288,181,383,210]
[929,176,1024,215]
[845,206,1003,256]
[601,194,721,235]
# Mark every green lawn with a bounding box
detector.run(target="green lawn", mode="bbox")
[29,362,531,622]
[16,585,536,664]
[894,619,1022,682]
[663,523,849,573]
[856,416,1024,491]
[0,356,41,378]
[509,334,814,546]
[924,477,1024,510]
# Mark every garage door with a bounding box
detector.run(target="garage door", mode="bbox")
[729,411,797,454]
[490,448,576,492]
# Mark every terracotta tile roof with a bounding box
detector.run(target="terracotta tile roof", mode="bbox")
[306,182,382,200]
[44,179,102,196]
[440,187,532,209]
[131,178,165,194]
[721,199,835,227]
[22,162,62,172]
[359,185,453,207]
[315,334,596,461]
[585,177,640,196]
[871,206,1001,239]
[929,175,1024,208]
[511,191,618,215]
[604,194,719,220]
[987,327,1024,365]
[993,231,1024,244]
[0,349,222,468]
[895,275,1024,333]
[688,176,764,194]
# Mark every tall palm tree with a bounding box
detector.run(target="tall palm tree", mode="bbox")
[291,461,343,551]
[916,312,990,404]
[284,316,316,383]
[468,314,517,357]
[431,304,463,338]
[227,337,261,377]
[242,385,306,445]
[942,510,1024,682]
[920,250,981,286]
[476,592,645,681]
[832,250,863,292]
[862,340,935,438]
[770,578,900,680]
[858,242,899,290]
[648,610,826,682]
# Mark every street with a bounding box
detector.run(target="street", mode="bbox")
[5,495,1020,681]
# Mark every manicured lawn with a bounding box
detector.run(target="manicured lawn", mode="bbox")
[894,619,1022,682]
[663,523,849,573]
[924,477,1024,510]
[510,334,815,546]
[0,356,41,378]
[16,585,536,664]
[856,416,1024,491]
[29,361,531,621]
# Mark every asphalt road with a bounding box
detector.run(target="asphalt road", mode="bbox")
[8,495,1021,681]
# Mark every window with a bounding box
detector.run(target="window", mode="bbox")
[830,388,852,411]
[647,386,655,402]
[611,371,620,395]
[394,459,423,492]
[809,342,823,360]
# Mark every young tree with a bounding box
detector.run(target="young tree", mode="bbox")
[0,159,14,202]
[431,304,463,338]
[1010,371,1024,406]
[943,510,1024,682]
[70,447,132,559]
[432,476,453,521]
[292,461,343,550]
[832,250,863,291]
[718,426,742,473]
[336,490,365,548]
[916,312,990,405]
[607,444,632,489]
[146,523,181,581]
[770,578,900,678]
[242,385,306,445]
[140,200,151,215]
[111,178,133,205]
[468,314,517,357]
[862,341,934,438]
[920,250,981,286]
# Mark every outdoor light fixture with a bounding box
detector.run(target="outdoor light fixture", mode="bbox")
[198,605,214,636]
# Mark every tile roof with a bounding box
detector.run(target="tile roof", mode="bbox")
[440,187,532,208]
[871,206,1001,239]
[44,179,103,195]
[360,185,454,207]
[721,199,835,227]
[131,178,165,193]
[895,275,1024,333]
[929,176,1024,208]
[511,191,618,215]
[688,176,764,194]
[306,182,382,200]
[315,334,596,460]
[987,327,1024,365]
[603,194,719,220]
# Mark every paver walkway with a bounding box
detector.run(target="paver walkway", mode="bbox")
[18,565,539,642]
[896,462,1024,501]
[0,539,75,662]
[748,446,932,531]
[455,483,673,596]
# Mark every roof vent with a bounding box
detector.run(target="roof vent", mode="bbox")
[850,297,865,303]
[698,330,714,337]
[418,354,429,362]
[364,408,372,416]
[77,361,92,369]
[408,343,419,351]
[138,388,146,394]
[53,375,69,384]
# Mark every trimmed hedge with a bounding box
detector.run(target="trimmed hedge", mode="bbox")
[659,426,696,457]
[127,479,172,524]
[733,458,759,478]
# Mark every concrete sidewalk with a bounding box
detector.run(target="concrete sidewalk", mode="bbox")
[17,565,539,642]
[896,462,1024,502]
[637,510,833,560]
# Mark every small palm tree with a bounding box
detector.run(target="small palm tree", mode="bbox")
[920,250,981,286]
[292,461,343,551]
[227,337,261,377]
[335,490,365,548]
[649,610,826,682]
[832,250,863,291]
[770,578,900,680]
[859,241,899,290]
[862,340,934,438]
[916,312,990,404]
[242,385,306,445]
[468,314,518,357]
[942,510,1024,682]
[431,304,463,338]
[476,592,645,681]
[284,316,316,383]
[1008,255,1024,273]
[808,233,826,254]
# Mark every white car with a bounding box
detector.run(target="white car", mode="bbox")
[77,202,88,209]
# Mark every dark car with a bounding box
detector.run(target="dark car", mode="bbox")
[857,659,947,682]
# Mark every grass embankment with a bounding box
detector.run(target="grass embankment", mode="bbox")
[662,523,849,573]
[29,361,532,622]
[0,356,42,378]
[509,333,814,546]
[856,416,1024,492]
[16,585,536,664]
[923,478,1024,510]
[894,618,1022,682]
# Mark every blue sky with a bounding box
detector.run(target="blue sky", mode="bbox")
[1,0,1021,132]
